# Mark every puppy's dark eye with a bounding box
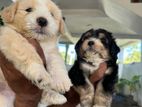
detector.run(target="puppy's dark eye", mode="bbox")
[25,8,33,12]
[101,38,109,44]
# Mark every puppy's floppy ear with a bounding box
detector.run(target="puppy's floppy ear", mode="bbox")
[59,19,65,35]
[48,0,64,35]
[97,29,120,61]
[75,37,82,57]
[75,32,86,58]
[1,2,18,23]
[110,38,120,61]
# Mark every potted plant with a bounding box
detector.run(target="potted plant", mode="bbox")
[116,75,141,99]
[116,75,141,94]
[115,75,141,107]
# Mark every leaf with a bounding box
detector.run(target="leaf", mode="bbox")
[117,75,142,93]
[132,75,141,80]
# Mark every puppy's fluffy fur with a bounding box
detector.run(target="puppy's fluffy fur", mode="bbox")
[0,0,72,107]
[69,29,120,107]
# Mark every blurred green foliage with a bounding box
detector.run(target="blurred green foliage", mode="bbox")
[116,75,141,94]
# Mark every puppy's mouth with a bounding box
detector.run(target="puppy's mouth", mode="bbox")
[34,27,46,35]
[87,47,96,52]
[83,47,109,62]
[85,47,98,54]
[83,48,98,58]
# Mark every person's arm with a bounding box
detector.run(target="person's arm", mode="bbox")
[90,62,107,84]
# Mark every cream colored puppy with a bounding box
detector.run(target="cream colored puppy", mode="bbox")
[0,0,72,107]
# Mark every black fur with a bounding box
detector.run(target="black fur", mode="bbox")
[69,28,120,93]
[103,62,118,93]
[69,60,86,86]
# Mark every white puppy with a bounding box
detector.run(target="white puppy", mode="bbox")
[0,0,72,107]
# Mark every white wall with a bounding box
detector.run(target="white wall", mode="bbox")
[102,0,142,34]
[119,62,142,106]
[114,0,142,17]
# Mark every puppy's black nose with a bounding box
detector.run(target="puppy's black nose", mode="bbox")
[88,41,94,46]
[37,17,48,27]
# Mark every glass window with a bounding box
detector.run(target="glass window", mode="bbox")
[66,44,76,65]
[59,40,142,65]
[123,41,141,64]
[58,43,76,65]
[58,43,66,61]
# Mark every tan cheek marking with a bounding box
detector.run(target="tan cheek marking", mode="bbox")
[99,47,109,59]
[102,49,109,59]
[82,40,89,50]
[93,40,109,58]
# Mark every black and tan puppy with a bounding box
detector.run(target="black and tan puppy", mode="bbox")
[69,29,120,107]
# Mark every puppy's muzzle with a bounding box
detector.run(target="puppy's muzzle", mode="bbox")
[36,17,48,27]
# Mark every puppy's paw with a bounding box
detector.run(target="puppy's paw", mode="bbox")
[93,105,106,107]
[37,103,47,107]
[50,74,72,93]
[76,104,92,107]
[76,104,81,107]
[48,92,67,105]
[33,73,52,90]
[40,90,67,106]
[27,63,52,89]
